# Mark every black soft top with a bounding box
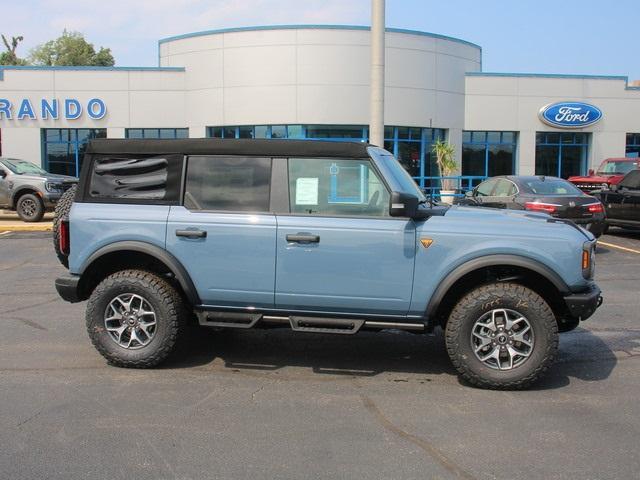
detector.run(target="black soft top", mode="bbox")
[86,138,371,158]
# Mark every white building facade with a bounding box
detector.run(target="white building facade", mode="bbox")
[0,25,639,188]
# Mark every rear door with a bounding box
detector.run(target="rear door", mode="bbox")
[166,156,277,308]
[274,157,416,316]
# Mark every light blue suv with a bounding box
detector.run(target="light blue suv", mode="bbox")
[54,139,602,389]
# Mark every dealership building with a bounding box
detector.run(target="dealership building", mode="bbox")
[1,25,639,186]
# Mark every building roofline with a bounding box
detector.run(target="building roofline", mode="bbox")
[0,66,185,81]
[157,24,482,50]
[466,71,640,90]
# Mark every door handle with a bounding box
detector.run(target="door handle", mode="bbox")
[176,229,207,238]
[286,234,320,243]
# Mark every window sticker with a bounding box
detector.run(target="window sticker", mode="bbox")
[295,177,319,205]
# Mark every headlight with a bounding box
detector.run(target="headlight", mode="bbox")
[45,182,62,192]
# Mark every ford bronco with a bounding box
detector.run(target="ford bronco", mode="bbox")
[54,139,602,389]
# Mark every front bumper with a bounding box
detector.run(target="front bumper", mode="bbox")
[55,275,82,303]
[563,284,602,321]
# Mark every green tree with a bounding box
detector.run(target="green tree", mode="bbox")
[28,30,115,66]
[0,34,27,65]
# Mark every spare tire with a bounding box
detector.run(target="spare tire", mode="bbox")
[52,184,77,268]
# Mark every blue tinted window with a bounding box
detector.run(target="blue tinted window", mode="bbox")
[462,131,517,178]
[42,128,106,177]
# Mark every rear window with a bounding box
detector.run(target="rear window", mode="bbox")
[523,178,582,195]
[184,156,271,212]
[88,154,182,203]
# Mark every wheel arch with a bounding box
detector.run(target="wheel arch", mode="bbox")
[426,255,570,327]
[78,241,200,306]
[11,187,41,208]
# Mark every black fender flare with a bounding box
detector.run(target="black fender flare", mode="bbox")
[80,241,200,305]
[11,186,41,208]
[425,254,570,319]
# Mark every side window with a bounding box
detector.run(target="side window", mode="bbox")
[620,170,640,190]
[288,158,390,217]
[89,154,181,203]
[184,156,271,212]
[493,179,516,197]
[475,178,498,197]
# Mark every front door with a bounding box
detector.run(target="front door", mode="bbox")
[165,156,276,307]
[275,157,416,316]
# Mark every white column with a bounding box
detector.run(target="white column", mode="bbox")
[369,0,385,147]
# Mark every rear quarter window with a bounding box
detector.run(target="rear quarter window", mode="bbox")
[87,154,182,203]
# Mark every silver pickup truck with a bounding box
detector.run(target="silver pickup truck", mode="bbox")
[0,157,77,222]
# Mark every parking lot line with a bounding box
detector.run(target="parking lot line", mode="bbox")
[0,231,12,237]
[599,241,640,255]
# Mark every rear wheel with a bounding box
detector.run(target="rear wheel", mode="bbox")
[16,193,44,222]
[86,270,187,368]
[445,282,558,390]
[52,184,77,268]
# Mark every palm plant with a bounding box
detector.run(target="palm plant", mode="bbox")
[432,140,458,191]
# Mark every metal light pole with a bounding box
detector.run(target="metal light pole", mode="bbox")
[369,0,385,146]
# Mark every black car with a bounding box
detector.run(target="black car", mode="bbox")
[457,176,606,237]
[593,170,640,231]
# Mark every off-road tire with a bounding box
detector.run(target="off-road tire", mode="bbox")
[86,270,187,368]
[52,184,77,268]
[445,282,558,390]
[16,193,45,222]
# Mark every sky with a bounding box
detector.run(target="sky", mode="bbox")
[1,0,638,81]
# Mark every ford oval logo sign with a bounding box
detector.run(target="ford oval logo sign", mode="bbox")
[539,102,602,129]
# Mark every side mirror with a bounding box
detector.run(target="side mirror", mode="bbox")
[0,170,6,179]
[464,190,474,198]
[588,169,595,176]
[389,191,420,218]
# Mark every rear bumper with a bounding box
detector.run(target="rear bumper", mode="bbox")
[55,275,82,303]
[563,284,602,321]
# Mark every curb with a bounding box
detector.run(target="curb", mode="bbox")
[0,224,53,232]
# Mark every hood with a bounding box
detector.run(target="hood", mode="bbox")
[436,205,593,241]
[568,174,618,183]
[14,173,78,183]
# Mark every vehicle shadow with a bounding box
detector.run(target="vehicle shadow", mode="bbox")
[166,326,456,378]
[519,327,619,390]
[165,324,622,388]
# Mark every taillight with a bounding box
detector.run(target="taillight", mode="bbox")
[59,220,70,256]
[586,202,604,214]
[525,202,558,214]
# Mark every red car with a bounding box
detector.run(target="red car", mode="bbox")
[569,157,639,192]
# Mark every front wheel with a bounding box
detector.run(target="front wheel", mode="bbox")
[16,193,45,222]
[86,270,187,368]
[445,282,558,390]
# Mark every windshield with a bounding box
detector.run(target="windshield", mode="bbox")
[368,148,427,202]
[523,178,582,195]
[597,159,638,175]
[1,159,48,175]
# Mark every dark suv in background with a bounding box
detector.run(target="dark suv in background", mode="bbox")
[594,170,640,231]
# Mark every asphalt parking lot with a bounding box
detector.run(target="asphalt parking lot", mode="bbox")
[1,230,639,480]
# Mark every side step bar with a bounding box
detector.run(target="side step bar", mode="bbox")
[290,316,364,334]
[196,311,425,334]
